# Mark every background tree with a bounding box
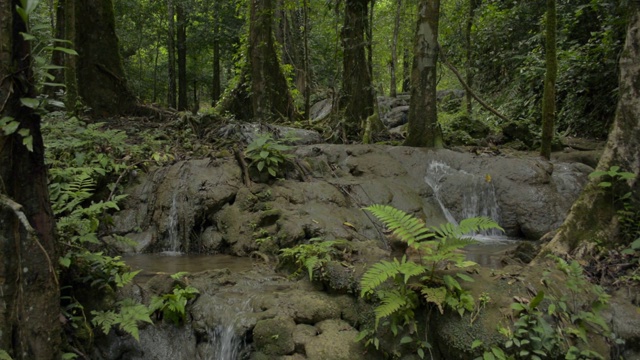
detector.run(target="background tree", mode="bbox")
[74,0,139,116]
[176,2,188,111]
[540,0,557,160]
[341,0,374,140]
[167,0,177,108]
[389,0,403,98]
[0,1,60,358]
[249,0,300,121]
[539,4,640,258]
[404,0,442,147]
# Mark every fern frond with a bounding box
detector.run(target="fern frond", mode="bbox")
[360,258,403,297]
[374,289,408,324]
[428,216,501,247]
[365,205,434,246]
[397,259,427,284]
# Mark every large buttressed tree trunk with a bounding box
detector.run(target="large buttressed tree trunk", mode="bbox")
[249,0,299,122]
[75,0,138,116]
[404,0,442,147]
[176,3,188,111]
[0,1,60,358]
[539,6,640,258]
[341,0,374,140]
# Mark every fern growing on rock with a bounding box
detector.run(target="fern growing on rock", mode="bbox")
[357,205,503,356]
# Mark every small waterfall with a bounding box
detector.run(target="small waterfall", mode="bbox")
[167,189,181,253]
[425,160,502,238]
[424,161,459,225]
[203,297,253,360]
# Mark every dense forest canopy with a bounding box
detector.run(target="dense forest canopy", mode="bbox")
[1,0,639,358]
[107,0,629,139]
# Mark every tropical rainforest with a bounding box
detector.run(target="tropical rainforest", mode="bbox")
[0,0,639,359]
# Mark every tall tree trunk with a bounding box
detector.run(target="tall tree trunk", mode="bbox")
[540,0,557,160]
[176,3,188,111]
[465,0,480,114]
[341,0,374,140]
[74,0,138,116]
[167,0,176,108]
[404,0,442,148]
[538,5,640,259]
[303,0,311,119]
[0,2,60,358]
[390,0,403,98]
[64,0,78,113]
[47,0,65,96]
[402,47,410,92]
[249,0,299,121]
[211,2,221,106]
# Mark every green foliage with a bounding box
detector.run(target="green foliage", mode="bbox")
[358,205,502,356]
[148,274,199,325]
[589,166,639,244]
[475,256,610,360]
[91,299,153,341]
[0,349,12,360]
[245,133,294,178]
[279,238,351,280]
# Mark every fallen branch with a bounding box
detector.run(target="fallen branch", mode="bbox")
[0,193,58,284]
[437,43,511,123]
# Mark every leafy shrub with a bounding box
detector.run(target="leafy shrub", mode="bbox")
[148,273,200,325]
[279,238,352,280]
[245,134,294,178]
[357,205,502,357]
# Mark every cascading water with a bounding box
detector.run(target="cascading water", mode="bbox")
[167,189,181,253]
[203,298,253,360]
[425,160,503,238]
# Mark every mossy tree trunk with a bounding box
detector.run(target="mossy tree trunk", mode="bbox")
[389,0,403,98]
[176,3,188,111]
[64,0,78,112]
[249,0,299,122]
[341,0,374,141]
[465,0,480,114]
[0,1,60,358]
[74,0,138,116]
[404,0,443,148]
[211,1,221,107]
[540,0,557,160]
[167,0,177,109]
[538,6,640,258]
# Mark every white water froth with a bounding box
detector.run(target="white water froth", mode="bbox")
[204,298,253,360]
[425,160,504,240]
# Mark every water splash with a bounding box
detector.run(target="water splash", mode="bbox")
[167,189,181,253]
[424,160,502,238]
[204,297,253,360]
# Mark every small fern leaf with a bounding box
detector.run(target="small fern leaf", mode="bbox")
[421,286,447,314]
[360,258,404,297]
[374,289,407,325]
[398,260,427,284]
[365,205,433,246]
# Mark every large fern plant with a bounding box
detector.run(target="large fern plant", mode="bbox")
[357,205,503,355]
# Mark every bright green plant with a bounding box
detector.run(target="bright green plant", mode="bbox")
[589,166,639,244]
[475,256,610,360]
[91,299,153,341]
[148,273,200,325]
[0,349,12,360]
[279,238,352,280]
[357,204,502,357]
[245,134,294,178]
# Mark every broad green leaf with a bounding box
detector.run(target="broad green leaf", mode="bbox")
[471,339,483,349]
[20,32,36,41]
[529,290,544,310]
[2,120,20,135]
[20,97,40,109]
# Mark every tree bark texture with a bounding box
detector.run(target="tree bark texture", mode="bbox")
[540,0,557,160]
[404,0,442,148]
[0,2,60,358]
[211,2,221,106]
[539,6,640,258]
[389,0,403,98]
[249,0,299,122]
[64,0,78,112]
[465,0,480,114]
[167,0,176,108]
[176,3,188,111]
[74,0,138,116]
[341,0,374,140]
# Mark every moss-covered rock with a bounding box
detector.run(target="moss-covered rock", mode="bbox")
[253,316,296,356]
